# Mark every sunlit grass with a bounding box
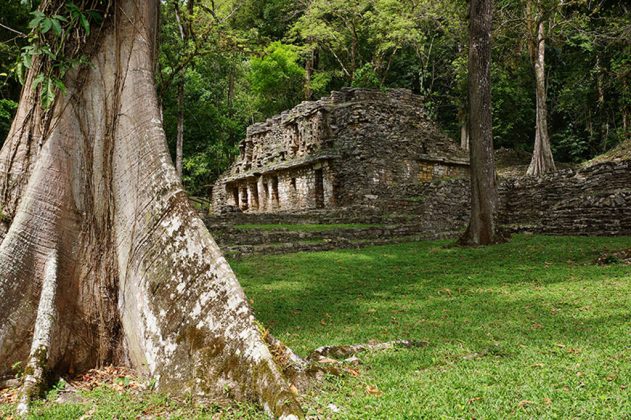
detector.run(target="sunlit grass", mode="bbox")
[234,235,631,418]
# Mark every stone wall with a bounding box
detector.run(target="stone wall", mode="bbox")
[498,161,631,235]
[376,160,631,237]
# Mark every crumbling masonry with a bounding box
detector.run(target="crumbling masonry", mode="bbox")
[212,88,469,213]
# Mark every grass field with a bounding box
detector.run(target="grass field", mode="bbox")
[1,235,629,418]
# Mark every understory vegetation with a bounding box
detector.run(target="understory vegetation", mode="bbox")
[2,0,629,193]
[2,235,629,418]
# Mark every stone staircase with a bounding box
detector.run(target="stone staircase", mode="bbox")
[204,211,461,258]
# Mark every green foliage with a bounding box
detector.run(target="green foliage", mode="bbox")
[491,61,534,150]
[0,99,17,147]
[552,128,589,163]
[351,63,380,89]
[0,0,30,141]
[2,0,629,193]
[16,2,103,110]
[247,41,305,116]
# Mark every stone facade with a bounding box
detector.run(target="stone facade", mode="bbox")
[206,160,631,253]
[212,88,469,213]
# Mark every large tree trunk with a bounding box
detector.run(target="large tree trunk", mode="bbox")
[459,0,501,246]
[526,15,556,176]
[0,1,302,417]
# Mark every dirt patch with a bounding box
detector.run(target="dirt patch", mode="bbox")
[595,249,631,265]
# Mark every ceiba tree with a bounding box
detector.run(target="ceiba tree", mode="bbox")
[0,1,303,417]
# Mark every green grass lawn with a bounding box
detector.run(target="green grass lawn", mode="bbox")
[234,234,631,418]
[234,223,381,231]
[1,235,629,418]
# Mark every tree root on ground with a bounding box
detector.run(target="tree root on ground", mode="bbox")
[307,339,429,361]
[16,251,59,416]
[264,334,429,393]
[2,334,427,415]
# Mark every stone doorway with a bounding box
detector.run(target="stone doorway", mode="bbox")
[314,168,324,208]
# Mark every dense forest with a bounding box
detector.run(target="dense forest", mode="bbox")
[1,0,629,193]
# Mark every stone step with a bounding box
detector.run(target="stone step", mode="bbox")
[211,224,435,246]
[222,232,460,259]
[204,206,425,229]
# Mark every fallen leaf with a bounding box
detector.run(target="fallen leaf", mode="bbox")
[345,367,360,377]
[531,322,543,330]
[366,385,383,397]
[543,398,552,406]
[317,358,338,364]
[289,384,299,395]
[531,363,544,368]
[518,400,534,408]
[467,397,482,404]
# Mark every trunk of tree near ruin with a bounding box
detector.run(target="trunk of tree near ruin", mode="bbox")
[526,11,556,177]
[459,0,501,246]
[0,1,302,417]
[176,82,185,177]
[174,0,194,177]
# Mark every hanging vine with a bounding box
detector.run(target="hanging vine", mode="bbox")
[16,1,112,110]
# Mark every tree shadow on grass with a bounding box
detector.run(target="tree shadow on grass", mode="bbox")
[232,235,631,356]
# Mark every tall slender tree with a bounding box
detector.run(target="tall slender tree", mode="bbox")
[526,0,556,176]
[459,0,501,246]
[173,0,194,177]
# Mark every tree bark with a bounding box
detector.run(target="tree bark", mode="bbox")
[526,14,556,176]
[176,81,184,177]
[304,47,315,100]
[0,1,302,417]
[459,0,501,246]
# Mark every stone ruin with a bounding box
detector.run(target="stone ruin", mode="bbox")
[211,88,469,213]
[207,89,630,254]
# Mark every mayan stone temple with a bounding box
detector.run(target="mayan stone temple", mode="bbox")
[211,88,470,214]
